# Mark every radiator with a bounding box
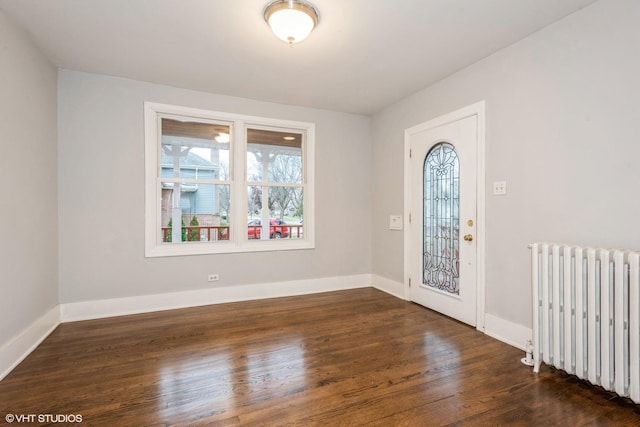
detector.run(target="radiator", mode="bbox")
[530,242,640,403]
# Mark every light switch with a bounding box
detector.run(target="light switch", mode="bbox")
[493,181,507,196]
[389,215,403,230]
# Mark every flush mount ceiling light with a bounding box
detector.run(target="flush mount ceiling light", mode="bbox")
[264,0,319,45]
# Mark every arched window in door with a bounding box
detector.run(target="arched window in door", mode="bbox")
[423,142,460,295]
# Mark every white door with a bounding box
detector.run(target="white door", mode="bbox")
[406,110,479,326]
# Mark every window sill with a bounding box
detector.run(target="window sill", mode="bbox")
[145,239,315,258]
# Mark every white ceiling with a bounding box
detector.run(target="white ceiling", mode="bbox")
[0,0,598,115]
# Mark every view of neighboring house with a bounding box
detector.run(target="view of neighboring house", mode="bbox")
[160,145,221,231]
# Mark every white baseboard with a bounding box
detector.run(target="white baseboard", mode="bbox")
[60,274,372,322]
[1,274,371,382]
[0,306,60,382]
[484,313,532,351]
[372,275,406,300]
[1,276,531,385]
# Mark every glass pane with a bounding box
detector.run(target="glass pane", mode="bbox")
[161,183,230,243]
[247,128,302,183]
[161,118,230,180]
[423,142,460,295]
[247,186,304,240]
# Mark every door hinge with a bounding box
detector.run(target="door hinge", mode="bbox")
[409,278,412,287]
[409,213,412,223]
[409,149,412,158]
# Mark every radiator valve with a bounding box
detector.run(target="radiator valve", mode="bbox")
[521,340,534,366]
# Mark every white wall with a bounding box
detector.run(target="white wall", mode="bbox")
[58,70,372,303]
[0,11,58,351]
[372,0,640,328]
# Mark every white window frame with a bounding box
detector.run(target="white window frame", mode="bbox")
[144,102,315,257]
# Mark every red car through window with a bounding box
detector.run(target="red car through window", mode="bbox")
[247,219,290,239]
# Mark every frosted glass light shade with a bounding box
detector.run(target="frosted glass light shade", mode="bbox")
[264,0,319,44]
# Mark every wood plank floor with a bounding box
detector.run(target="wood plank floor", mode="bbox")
[1,288,639,426]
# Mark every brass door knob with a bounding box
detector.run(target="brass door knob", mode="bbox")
[464,234,474,242]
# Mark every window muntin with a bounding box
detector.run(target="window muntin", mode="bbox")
[144,103,314,257]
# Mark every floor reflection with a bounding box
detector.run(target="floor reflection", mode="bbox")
[157,337,306,419]
[158,350,235,418]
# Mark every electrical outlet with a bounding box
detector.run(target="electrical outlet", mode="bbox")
[208,274,219,282]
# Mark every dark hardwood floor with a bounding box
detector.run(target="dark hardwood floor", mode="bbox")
[1,288,639,426]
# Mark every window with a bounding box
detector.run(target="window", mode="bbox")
[145,103,314,257]
[423,142,459,294]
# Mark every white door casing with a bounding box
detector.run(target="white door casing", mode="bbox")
[403,102,486,330]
